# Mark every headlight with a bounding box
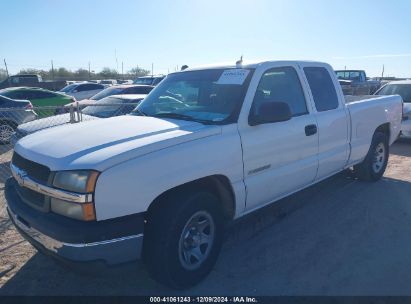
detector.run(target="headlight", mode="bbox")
[51,170,99,221]
[51,198,96,221]
[53,170,99,193]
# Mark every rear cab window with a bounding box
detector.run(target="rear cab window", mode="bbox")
[304,67,339,112]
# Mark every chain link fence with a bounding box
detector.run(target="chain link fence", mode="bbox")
[0,102,140,183]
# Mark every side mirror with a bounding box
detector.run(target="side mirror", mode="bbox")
[249,101,292,126]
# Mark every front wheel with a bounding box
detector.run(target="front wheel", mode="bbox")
[143,190,224,289]
[354,131,389,181]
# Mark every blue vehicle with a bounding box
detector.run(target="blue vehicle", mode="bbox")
[0,95,37,143]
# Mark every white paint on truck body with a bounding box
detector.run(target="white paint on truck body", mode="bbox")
[14,60,403,221]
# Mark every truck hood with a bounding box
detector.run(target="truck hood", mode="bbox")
[14,115,221,171]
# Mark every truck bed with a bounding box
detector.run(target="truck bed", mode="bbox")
[345,95,378,104]
[345,94,403,166]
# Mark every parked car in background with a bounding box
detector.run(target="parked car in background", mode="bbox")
[56,84,154,114]
[116,79,133,84]
[99,79,117,86]
[5,60,402,289]
[60,82,105,100]
[375,80,411,138]
[335,70,381,95]
[0,95,37,143]
[11,94,147,145]
[133,75,165,86]
[0,74,67,91]
[89,84,154,101]
[0,87,74,117]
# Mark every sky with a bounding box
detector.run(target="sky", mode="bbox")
[1,0,411,77]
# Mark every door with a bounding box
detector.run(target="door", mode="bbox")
[301,64,350,180]
[239,64,319,212]
[29,90,64,117]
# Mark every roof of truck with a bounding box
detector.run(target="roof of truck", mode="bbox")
[334,70,365,72]
[183,60,328,72]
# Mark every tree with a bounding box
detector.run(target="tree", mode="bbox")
[128,66,150,77]
[54,67,72,80]
[99,67,118,79]
[74,68,90,80]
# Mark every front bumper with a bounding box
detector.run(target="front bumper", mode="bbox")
[5,178,145,265]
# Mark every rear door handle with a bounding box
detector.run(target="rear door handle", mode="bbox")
[305,124,317,136]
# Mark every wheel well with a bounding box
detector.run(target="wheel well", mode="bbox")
[375,123,390,141]
[147,175,236,221]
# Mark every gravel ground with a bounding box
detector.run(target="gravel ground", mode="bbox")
[0,140,410,295]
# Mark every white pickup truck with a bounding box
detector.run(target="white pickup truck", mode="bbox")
[5,60,403,289]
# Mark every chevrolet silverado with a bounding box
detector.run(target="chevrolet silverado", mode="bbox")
[5,60,403,289]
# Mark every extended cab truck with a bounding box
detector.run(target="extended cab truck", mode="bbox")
[5,61,403,289]
[335,70,381,95]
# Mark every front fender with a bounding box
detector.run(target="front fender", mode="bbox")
[94,125,245,221]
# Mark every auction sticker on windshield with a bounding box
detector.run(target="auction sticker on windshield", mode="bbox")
[216,69,250,85]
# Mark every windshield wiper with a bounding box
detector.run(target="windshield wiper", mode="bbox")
[152,112,212,124]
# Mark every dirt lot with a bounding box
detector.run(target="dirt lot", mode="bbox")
[0,140,410,295]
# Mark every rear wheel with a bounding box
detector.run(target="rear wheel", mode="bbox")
[143,190,224,289]
[0,121,16,144]
[354,131,389,181]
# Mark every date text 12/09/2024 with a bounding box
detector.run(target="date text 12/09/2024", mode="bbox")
[149,297,258,303]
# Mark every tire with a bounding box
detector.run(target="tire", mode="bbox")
[143,189,224,289]
[0,121,17,144]
[354,131,389,181]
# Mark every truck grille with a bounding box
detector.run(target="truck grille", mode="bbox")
[15,185,47,211]
[12,152,51,184]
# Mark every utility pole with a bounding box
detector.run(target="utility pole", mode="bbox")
[3,59,9,77]
[122,61,124,80]
[381,64,385,80]
[51,60,55,91]
[115,49,118,73]
[88,61,91,80]
[151,63,154,77]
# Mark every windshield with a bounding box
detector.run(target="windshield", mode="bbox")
[376,84,411,103]
[60,84,78,93]
[133,68,254,124]
[82,96,135,118]
[91,87,124,100]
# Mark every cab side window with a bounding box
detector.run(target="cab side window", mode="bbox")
[251,66,308,117]
[304,67,339,112]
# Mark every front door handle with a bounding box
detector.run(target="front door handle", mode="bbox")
[305,124,317,136]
